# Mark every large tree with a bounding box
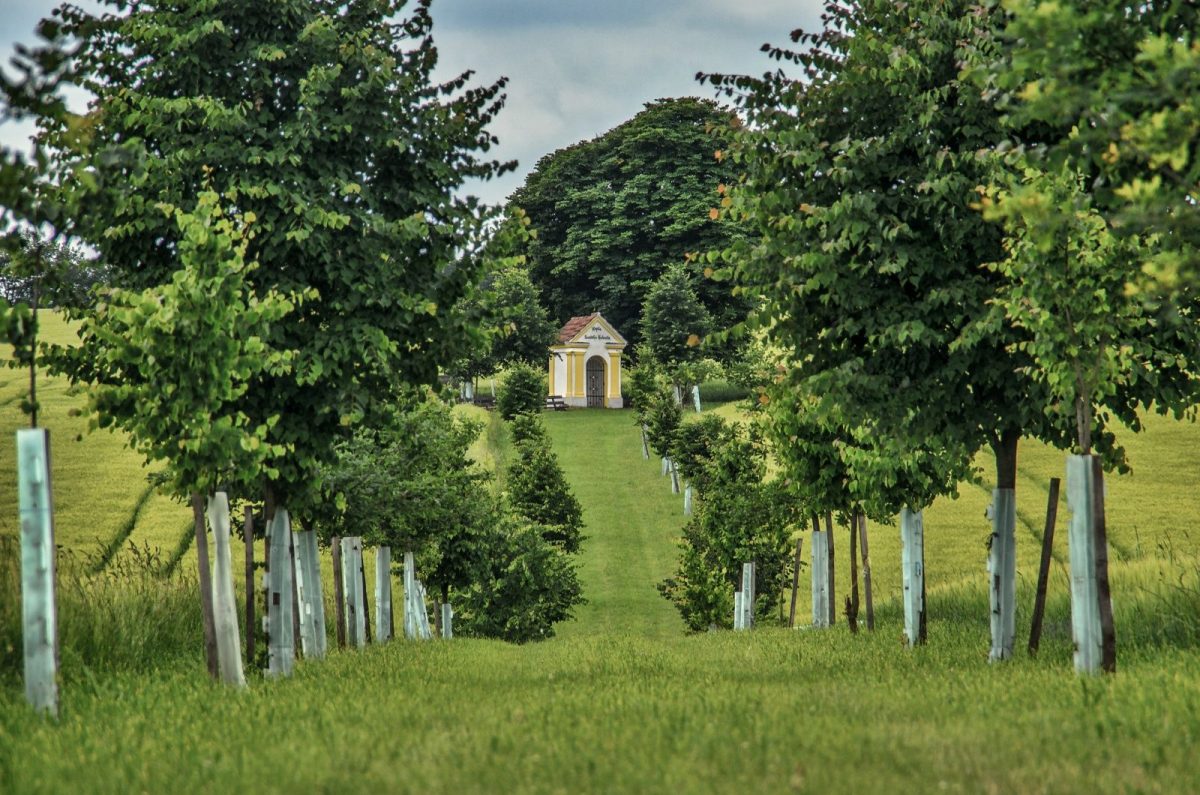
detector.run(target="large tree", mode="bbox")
[703,1,1063,659]
[19,0,510,515]
[509,97,749,347]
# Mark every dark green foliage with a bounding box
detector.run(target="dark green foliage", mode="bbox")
[316,394,489,572]
[702,1,1056,510]
[485,266,557,368]
[27,0,510,511]
[453,515,585,644]
[669,414,739,495]
[506,435,585,554]
[623,356,661,420]
[658,422,797,631]
[510,97,750,347]
[640,264,712,371]
[508,413,549,447]
[643,381,682,460]
[450,211,555,382]
[497,362,545,420]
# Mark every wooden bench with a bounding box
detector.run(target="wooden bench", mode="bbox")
[545,395,568,411]
[471,395,496,409]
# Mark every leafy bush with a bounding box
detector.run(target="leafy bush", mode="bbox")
[506,432,585,554]
[497,362,545,419]
[643,380,682,459]
[316,392,493,602]
[658,422,800,631]
[453,516,585,643]
[508,413,549,446]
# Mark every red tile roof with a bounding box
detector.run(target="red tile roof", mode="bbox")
[557,313,599,343]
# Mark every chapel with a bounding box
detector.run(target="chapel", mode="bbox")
[548,313,627,408]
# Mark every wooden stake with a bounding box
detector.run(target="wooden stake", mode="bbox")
[360,552,372,644]
[331,536,346,649]
[788,536,803,629]
[859,513,874,631]
[244,505,255,665]
[191,493,219,680]
[1093,458,1116,673]
[1028,477,1060,656]
[848,510,860,633]
[289,531,301,658]
[824,511,836,625]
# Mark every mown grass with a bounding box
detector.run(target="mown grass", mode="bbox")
[1,326,1199,793]
[1,614,1198,794]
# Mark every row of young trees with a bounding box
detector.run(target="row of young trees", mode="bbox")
[0,0,580,696]
[316,389,584,645]
[696,0,1199,672]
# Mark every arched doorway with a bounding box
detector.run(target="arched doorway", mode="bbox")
[586,356,606,408]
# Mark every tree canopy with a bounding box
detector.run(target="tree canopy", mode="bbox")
[19,0,511,511]
[509,97,749,348]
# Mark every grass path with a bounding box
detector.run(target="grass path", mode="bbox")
[543,411,683,639]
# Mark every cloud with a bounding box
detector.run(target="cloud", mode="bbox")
[1,0,826,206]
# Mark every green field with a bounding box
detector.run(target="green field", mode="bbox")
[1,316,1199,793]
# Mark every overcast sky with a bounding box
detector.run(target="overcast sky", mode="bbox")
[1,0,823,206]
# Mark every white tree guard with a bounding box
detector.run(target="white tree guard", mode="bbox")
[375,546,393,643]
[988,488,1017,661]
[17,429,58,715]
[742,561,755,629]
[683,484,693,516]
[293,529,326,659]
[416,581,433,640]
[403,550,422,640]
[810,529,830,628]
[641,425,650,460]
[733,589,744,630]
[669,459,681,494]
[900,507,925,647]
[1066,455,1103,674]
[661,457,669,476]
[692,385,702,414]
[340,537,367,647]
[441,602,453,639]
[266,509,296,676]
[206,494,246,687]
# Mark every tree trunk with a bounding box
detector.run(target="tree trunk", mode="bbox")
[859,513,874,631]
[191,493,219,680]
[1092,458,1116,673]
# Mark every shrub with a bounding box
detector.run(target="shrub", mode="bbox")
[453,516,585,643]
[508,413,548,446]
[497,362,545,419]
[506,437,585,554]
[658,423,800,631]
